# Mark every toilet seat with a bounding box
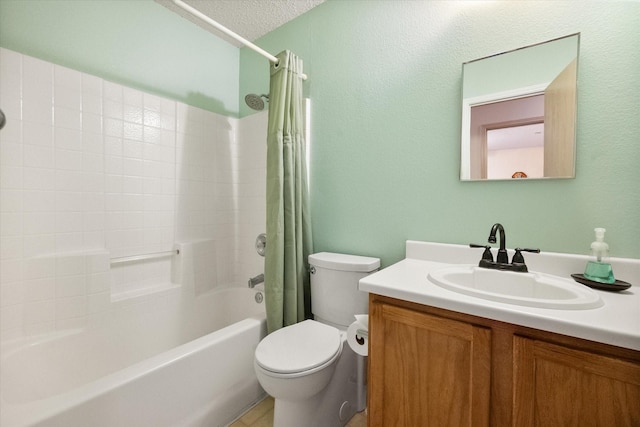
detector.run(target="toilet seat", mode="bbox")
[255,320,341,375]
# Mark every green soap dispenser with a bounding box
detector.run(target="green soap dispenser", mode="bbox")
[583,227,616,284]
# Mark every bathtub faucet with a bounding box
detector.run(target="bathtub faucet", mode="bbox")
[248,273,264,288]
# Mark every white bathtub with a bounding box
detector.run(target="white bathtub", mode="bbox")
[1,287,267,427]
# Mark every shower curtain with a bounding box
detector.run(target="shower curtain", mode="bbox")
[264,50,313,334]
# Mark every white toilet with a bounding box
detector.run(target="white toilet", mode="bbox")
[254,252,380,427]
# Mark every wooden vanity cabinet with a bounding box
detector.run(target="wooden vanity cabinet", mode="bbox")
[513,336,640,426]
[368,296,491,427]
[368,294,640,427]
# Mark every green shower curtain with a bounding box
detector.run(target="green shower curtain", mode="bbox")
[264,50,313,334]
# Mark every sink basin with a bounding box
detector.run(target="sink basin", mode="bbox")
[428,265,603,310]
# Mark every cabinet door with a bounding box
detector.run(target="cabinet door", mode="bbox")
[369,301,491,427]
[513,336,640,426]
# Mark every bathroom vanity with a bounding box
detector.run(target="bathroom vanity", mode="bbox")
[359,241,640,426]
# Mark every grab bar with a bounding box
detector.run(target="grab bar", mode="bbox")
[248,273,264,288]
[110,249,179,265]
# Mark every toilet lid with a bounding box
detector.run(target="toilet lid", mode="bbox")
[255,320,341,374]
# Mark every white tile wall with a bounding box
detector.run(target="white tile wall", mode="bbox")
[236,112,268,284]
[0,48,267,342]
[104,85,175,260]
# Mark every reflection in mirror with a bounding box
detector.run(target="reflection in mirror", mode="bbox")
[460,34,579,181]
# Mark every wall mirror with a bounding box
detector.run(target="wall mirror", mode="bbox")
[460,34,579,181]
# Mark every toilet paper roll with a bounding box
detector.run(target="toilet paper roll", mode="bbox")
[347,315,369,356]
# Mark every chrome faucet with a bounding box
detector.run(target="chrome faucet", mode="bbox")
[248,273,264,288]
[470,223,540,273]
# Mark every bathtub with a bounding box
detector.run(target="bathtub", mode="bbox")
[1,287,267,427]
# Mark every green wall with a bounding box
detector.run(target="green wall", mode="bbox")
[240,1,640,266]
[2,0,638,266]
[0,0,239,116]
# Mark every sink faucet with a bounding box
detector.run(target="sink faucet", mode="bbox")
[488,223,509,264]
[470,223,540,273]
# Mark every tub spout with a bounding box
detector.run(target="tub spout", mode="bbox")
[248,273,264,288]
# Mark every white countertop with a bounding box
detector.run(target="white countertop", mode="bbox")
[359,241,640,351]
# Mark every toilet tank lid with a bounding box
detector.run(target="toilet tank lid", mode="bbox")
[308,252,380,272]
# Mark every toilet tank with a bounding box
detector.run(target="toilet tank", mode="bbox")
[309,252,380,328]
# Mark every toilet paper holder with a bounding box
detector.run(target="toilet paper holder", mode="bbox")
[348,317,369,355]
[355,329,368,346]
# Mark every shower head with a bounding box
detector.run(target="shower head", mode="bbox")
[245,93,269,111]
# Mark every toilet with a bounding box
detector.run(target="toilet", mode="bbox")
[254,252,380,427]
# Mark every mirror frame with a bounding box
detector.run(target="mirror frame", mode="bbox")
[460,33,580,181]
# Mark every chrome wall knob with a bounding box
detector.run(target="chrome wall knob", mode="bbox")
[255,233,266,257]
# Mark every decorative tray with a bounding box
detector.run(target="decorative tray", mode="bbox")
[571,274,632,292]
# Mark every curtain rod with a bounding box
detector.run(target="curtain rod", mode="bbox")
[172,0,307,80]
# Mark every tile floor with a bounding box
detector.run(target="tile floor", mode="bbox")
[229,396,367,427]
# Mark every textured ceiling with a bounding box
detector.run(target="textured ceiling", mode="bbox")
[156,0,325,47]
